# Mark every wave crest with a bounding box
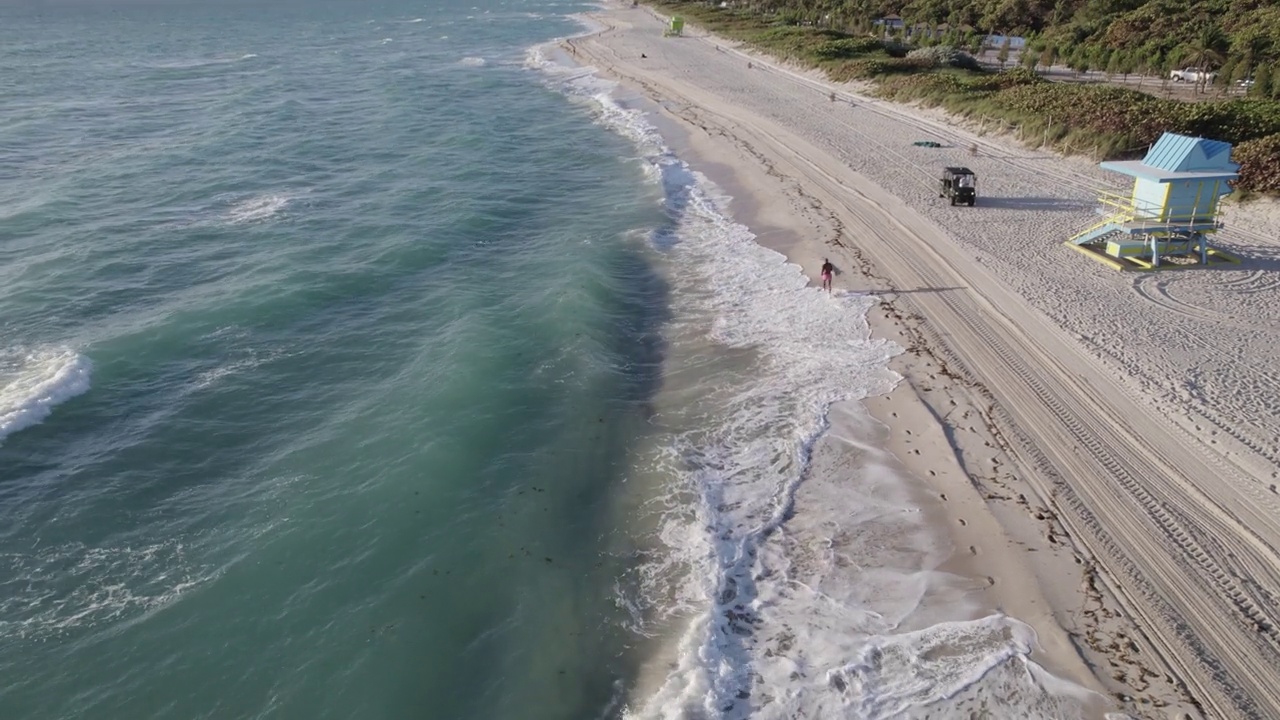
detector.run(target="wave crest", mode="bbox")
[0,347,92,444]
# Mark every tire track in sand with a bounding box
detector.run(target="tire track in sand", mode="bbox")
[570,26,1280,717]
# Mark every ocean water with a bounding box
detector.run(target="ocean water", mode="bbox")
[1,1,1106,718]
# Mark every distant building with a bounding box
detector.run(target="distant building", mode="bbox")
[873,14,904,30]
[983,34,1026,50]
[908,22,933,38]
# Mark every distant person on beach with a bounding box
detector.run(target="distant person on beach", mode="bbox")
[820,259,834,293]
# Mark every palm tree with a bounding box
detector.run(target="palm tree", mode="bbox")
[1216,57,1237,97]
[1181,26,1228,93]
[1238,34,1271,79]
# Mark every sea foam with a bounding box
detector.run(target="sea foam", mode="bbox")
[0,539,214,642]
[530,37,1105,719]
[0,347,92,445]
[225,194,290,224]
[147,54,256,70]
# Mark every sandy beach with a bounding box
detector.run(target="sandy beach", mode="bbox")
[562,5,1280,719]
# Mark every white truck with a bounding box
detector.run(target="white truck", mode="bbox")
[1169,67,1217,83]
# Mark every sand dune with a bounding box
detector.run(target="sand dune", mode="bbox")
[568,5,1280,718]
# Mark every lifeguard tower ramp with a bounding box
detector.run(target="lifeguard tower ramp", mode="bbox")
[1066,132,1242,271]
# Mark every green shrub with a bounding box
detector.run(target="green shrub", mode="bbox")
[811,37,883,59]
[1233,134,1280,194]
[828,57,932,81]
[882,40,910,58]
[905,45,982,70]
[994,67,1044,88]
[1173,100,1280,145]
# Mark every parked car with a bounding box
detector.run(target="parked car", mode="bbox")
[1170,67,1217,83]
[1238,77,1255,89]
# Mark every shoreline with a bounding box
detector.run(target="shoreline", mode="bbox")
[634,59,1120,704]
[558,4,1280,717]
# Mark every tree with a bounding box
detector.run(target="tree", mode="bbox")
[1092,46,1111,78]
[1234,32,1272,83]
[998,36,1012,67]
[1067,45,1090,76]
[1039,43,1057,70]
[1022,43,1041,70]
[1105,49,1121,80]
[1216,57,1237,96]
[1117,51,1135,84]
[1153,49,1171,91]
[1181,26,1229,93]
[1253,64,1273,98]
[1229,58,1252,95]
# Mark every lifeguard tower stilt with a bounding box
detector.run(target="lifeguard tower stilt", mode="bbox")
[663,16,684,37]
[1066,132,1242,271]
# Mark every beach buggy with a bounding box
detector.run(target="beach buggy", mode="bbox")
[940,167,977,206]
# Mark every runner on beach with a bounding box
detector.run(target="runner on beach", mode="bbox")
[820,258,834,293]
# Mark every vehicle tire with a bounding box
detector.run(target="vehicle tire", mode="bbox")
[950,196,956,206]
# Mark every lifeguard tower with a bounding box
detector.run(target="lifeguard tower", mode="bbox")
[1066,132,1241,270]
[663,16,684,37]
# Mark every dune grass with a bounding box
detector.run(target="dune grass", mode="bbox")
[647,1,1280,193]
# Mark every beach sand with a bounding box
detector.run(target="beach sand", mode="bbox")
[565,5,1280,719]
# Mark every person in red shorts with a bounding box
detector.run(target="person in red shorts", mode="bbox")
[820,258,834,293]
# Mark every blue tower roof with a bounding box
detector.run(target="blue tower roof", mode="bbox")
[1143,133,1237,172]
[1099,132,1239,182]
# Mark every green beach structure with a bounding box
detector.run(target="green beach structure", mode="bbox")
[664,15,684,37]
[1066,132,1241,270]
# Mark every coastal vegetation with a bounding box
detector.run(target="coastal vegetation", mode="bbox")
[647,1,1280,193]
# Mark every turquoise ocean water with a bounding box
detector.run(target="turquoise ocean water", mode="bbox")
[1,1,1108,718]
[2,2,667,717]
